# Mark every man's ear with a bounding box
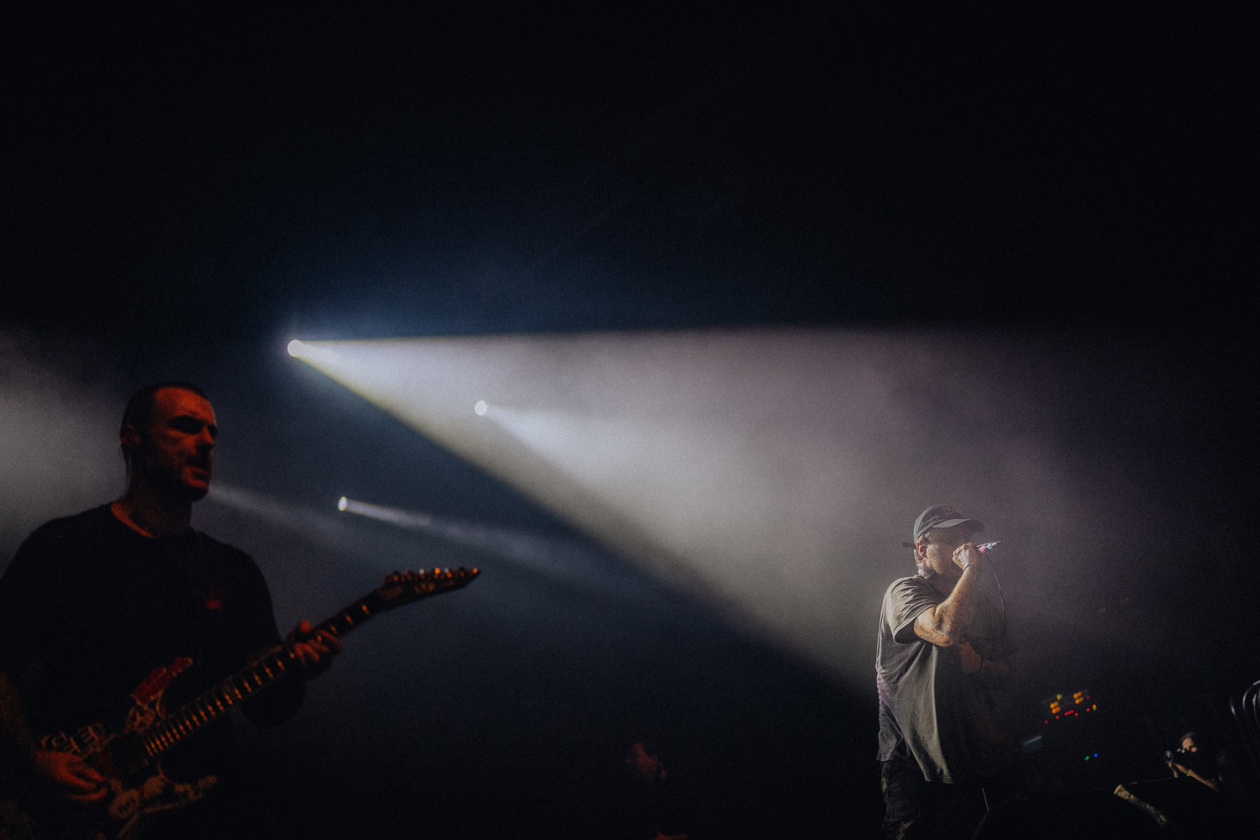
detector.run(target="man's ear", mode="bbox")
[120,424,142,458]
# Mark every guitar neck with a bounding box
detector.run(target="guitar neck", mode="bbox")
[132,599,369,762]
[121,568,477,771]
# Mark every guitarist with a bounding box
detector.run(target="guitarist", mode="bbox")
[0,382,340,838]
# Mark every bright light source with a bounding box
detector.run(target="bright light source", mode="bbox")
[474,400,488,416]
[286,338,343,369]
[336,497,434,529]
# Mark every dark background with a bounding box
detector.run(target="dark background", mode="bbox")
[2,5,1257,837]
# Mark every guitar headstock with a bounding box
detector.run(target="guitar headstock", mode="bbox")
[375,567,480,609]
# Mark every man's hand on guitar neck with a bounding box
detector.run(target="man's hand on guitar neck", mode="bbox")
[285,621,341,680]
[32,749,107,803]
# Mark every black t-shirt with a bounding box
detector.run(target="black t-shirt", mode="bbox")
[0,506,284,762]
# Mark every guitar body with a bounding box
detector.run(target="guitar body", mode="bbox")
[4,658,219,840]
[0,567,479,840]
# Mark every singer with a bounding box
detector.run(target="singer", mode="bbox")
[875,505,1016,840]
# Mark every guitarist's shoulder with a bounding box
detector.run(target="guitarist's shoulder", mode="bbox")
[10,505,115,560]
[25,505,113,539]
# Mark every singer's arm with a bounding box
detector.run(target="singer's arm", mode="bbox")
[913,544,986,648]
[1169,761,1221,791]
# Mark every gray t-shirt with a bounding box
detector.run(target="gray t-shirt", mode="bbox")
[876,574,1012,784]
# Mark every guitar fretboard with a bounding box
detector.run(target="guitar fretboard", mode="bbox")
[130,568,477,765]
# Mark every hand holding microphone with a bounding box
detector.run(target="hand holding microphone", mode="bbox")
[954,541,1000,571]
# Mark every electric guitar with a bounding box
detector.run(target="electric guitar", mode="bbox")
[2,567,479,840]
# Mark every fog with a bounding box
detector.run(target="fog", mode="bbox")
[2,324,1254,837]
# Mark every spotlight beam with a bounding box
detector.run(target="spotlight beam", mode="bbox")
[286,329,1116,683]
[336,495,634,596]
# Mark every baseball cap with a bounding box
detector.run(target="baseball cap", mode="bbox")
[912,505,984,542]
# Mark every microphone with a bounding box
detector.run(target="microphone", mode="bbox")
[975,541,1001,554]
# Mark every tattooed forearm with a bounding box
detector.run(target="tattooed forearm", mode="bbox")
[914,564,987,647]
